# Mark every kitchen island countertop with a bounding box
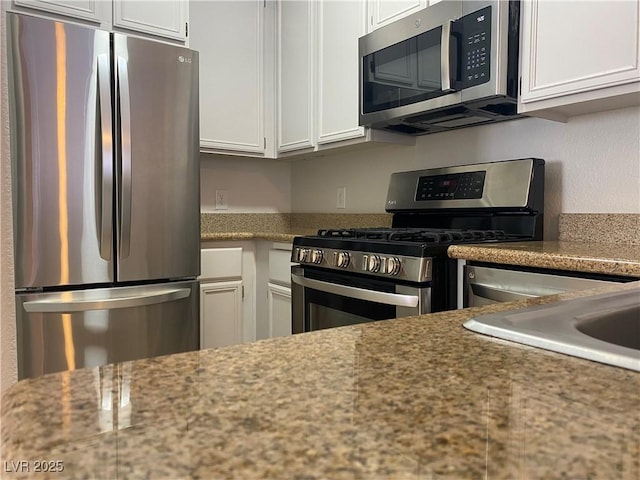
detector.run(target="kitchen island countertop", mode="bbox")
[2,281,639,479]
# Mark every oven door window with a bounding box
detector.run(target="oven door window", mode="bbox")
[362,26,457,114]
[300,268,405,331]
[306,287,395,331]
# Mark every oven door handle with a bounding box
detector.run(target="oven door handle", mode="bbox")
[291,274,419,308]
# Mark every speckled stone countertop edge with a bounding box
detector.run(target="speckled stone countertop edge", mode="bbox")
[448,241,640,277]
[201,232,300,242]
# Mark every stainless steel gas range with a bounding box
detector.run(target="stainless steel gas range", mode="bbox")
[291,158,545,333]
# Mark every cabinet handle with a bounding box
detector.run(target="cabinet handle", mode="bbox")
[470,283,537,303]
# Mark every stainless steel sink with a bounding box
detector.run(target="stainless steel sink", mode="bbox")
[463,287,640,371]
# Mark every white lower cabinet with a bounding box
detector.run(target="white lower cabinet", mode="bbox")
[201,241,292,344]
[267,283,292,337]
[199,247,244,349]
[200,280,242,349]
[255,241,293,339]
[267,244,293,337]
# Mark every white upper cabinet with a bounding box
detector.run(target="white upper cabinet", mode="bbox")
[519,0,640,120]
[275,0,415,156]
[13,0,104,23]
[12,0,188,42]
[277,0,315,153]
[366,0,427,33]
[316,0,366,145]
[113,0,187,41]
[191,0,267,157]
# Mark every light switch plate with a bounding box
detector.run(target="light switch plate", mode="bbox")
[336,186,346,209]
[215,190,228,210]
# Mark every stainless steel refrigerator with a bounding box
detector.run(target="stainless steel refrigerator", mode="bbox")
[7,12,201,380]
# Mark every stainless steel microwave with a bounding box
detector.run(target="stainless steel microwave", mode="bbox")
[359,0,521,135]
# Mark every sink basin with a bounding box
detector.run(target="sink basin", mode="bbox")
[463,286,640,371]
[575,304,640,350]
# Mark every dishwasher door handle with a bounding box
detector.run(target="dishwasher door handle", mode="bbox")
[470,283,538,303]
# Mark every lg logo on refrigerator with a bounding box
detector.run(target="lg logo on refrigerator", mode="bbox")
[178,55,192,64]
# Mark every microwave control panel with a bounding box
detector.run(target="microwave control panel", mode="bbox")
[459,6,492,88]
[416,171,486,201]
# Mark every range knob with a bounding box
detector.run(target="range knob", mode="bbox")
[296,248,310,263]
[336,251,351,268]
[311,249,324,264]
[387,256,402,276]
[366,255,382,273]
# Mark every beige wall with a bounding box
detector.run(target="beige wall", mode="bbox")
[200,153,291,213]
[290,106,640,239]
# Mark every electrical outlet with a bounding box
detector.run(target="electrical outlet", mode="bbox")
[336,186,346,209]
[215,190,228,210]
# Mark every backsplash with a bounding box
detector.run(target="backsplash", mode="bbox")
[559,214,640,245]
[201,213,291,234]
[202,212,640,246]
[290,213,392,233]
[201,213,392,236]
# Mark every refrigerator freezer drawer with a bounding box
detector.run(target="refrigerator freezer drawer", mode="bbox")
[16,281,199,380]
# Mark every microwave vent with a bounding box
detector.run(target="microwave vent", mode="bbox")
[478,102,518,116]
[383,124,429,135]
[380,100,522,135]
[427,115,493,128]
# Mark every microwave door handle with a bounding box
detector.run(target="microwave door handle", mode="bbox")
[440,20,454,92]
[291,274,419,308]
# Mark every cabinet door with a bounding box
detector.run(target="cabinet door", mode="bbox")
[277,0,315,153]
[200,280,243,349]
[267,283,292,337]
[113,0,188,41]
[13,0,104,23]
[520,1,640,110]
[190,0,266,156]
[316,0,366,145]
[366,0,427,32]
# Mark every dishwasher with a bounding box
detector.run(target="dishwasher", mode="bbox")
[461,263,635,308]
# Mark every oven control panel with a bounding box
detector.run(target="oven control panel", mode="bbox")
[293,247,432,283]
[416,171,486,201]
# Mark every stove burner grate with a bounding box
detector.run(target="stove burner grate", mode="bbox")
[316,227,507,245]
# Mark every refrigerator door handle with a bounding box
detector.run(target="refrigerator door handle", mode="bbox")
[22,288,191,313]
[117,55,133,259]
[96,54,113,261]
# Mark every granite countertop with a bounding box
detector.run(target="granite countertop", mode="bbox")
[201,231,300,243]
[449,240,640,277]
[2,282,639,479]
